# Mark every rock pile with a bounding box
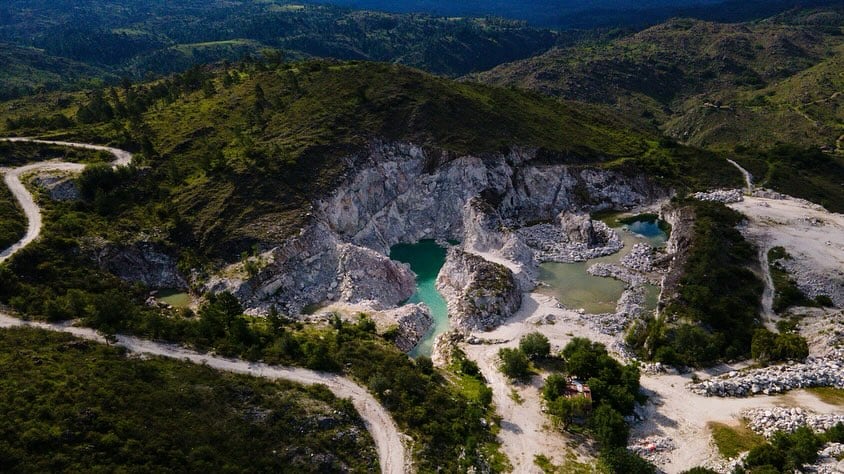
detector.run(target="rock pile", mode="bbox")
[691,189,744,203]
[688,350,844,397]
[628,436,675,464]
[779,258,844,307]
[743,407,844,438]
[517,215,623,263]
[808,443,844,474]
[621,243,658,273]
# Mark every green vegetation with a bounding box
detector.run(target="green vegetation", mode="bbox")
[520,331,551,359]
[708,421,767,458]
[0,183,25,251]
[0,326,376,472]
[476,11,844,154]
[539,338,651,472]
[628,200,764,366]
[498,347,533,382]
[743,424,844,473]
[808,387,844,406]
[0,141,110,167]
[2,60,697,260]
[0,0,560,99]
[0,279,503,470]
[750,328,809,363]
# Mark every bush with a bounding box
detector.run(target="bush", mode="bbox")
[600,447,656,474]
[519,332,550,359]
[589,404,629,449]
[498,348,531,382]
[561,338,641,415]
[751,329,809,363]
[744,427,823,473]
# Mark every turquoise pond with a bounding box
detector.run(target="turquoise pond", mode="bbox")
[389,240,450,357]
[389,217,668,356]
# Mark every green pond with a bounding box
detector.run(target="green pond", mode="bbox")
[389,240,450,358]
[157,290,192,309]
[537,217,667,314]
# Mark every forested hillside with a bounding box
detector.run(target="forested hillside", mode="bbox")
[475,9,844,153]
[0,0,558,99]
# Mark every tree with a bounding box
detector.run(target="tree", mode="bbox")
[519,332,550,359]
[589,405,629,449]
[542,373,569,402]
[498,348,531,382]
[547,395,590,430]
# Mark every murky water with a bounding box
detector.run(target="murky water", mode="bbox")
[389,240,449,357]
[157,290,191,309]
[537,216,668,314]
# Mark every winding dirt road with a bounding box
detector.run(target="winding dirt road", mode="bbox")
[0,138,408,473]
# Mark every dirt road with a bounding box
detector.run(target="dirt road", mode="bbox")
[0,138,409,473]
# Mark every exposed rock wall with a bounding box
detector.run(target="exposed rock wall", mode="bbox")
[205,222,416,315]
[375,304,434,352]
[207,141,665,317]
[91,241,187,289]
[436,248,521,331]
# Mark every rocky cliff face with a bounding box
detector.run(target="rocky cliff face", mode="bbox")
[91,242,187,289]
[205,222,416,315]
[436,248,522,331]
[206,141,666,319]
[376,304,434,352]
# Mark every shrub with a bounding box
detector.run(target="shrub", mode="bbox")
[498,347,531,382]
[600,447,656,474]
[589,404,629,449]
[751,329,809,363]
[519,332,550,359]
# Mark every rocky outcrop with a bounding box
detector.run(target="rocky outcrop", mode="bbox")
[31,173,79,201]
[91,241,187,289]
[436,248,521,331]
[743,407,844,438]
[205,222,415,315]
[516,212,623,263]
[377,304,434,352]
[688,349,844,397]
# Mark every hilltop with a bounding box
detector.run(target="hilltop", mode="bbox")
[474,9,844,152]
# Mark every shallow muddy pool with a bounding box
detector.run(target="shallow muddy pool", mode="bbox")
[389,240,449,357]
[537,216,667,314]
[156,290,191,309]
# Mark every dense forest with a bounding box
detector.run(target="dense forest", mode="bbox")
[0,0,561,99]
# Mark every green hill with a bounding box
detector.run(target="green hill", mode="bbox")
[0,44,115,100]
[0,0,559,98]
[474,9,844,152]
[3,60,727,257]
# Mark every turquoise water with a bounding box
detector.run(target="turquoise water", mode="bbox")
[538,217,668,314]
[389,240,449,357]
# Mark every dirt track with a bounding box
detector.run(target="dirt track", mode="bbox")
[0,138,409,473]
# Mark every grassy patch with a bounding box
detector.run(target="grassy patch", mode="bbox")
[808,387,844,406]
[709,421,766,459]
